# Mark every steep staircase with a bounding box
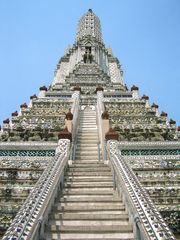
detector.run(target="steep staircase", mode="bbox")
[45,107,134,239]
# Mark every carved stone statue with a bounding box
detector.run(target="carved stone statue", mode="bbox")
[83,50,93,63]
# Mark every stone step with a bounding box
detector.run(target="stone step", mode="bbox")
[72,159,104,162]
[65,176,112,182]
[77,138,98,141]
[72,159,101,164]
[68,167,110,172]
[59,196,119,202]
[48,225,133,233]
[64,182,114,187]
[81,129,97,132]
[78,129,98,132]
[62,190,113,198]
[79,124,97,126]
[54,209,126,215]
[78,133,98,136]
[75,147,98,151]
[78,130,98,133]
[72,160,101,164]
[76,143,99,147]
[74,156,100,161]
[75,150,99,154]
[46,232,134,240]
[75,148,99,152]
[77,134,98,137]
[75,150,99,155]
[78,135,98,138]
[79,123,96,124]
[75,145,98,149]
[76,140,98,143]
[69,163,108,168]
[77,133,98,136]
[80,115,96,117]
[79,119,96,121]
[79,125,97,128]
[65,179,112,184]
[46,233,134,240]
[66,171,111,176]
[79,124,97,127]
[79,122,96,123]
[74,155,100,160]
[63,189,114,195]
[54,202,124,210]
[49,219,129,226]
[79,125,97,127]
[76,145,99,149]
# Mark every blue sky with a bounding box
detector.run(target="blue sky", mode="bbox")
[0,0,180,126]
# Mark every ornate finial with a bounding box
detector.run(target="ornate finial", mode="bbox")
[141,95,149,100]
[65,109,73,120]
[11,111,18,117]
[20,103,28,108]
[105,127,119,141]
[39,86,47,91]
[74,85,81,92]
[101,111,109,120]
[3,118,10,124]
[30,94,37,100]
[131,85,139,91]
[58,127,72,142]
[95,86,104,93]
[76,10,102,42]
[160,111,168,117]
[169,119,176,125]
[151,103,159,108]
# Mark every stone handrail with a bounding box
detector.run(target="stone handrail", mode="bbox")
[96,91,105,159]
[71,91,80,140]
[70,91,80,161]
[2,139,70,240]
[107,140,175,240]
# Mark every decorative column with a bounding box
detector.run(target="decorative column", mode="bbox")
[141,95,150,108]
[160,111,168,124]
[151,103,159,116]
[58,127,72,142]
[3,118,10,131]
[131,85,139,99]
[19,103,28,116]
[29,94,37,108]
[101,111,110,140]
[65,109,73,134]
[39,86,47,98]
[105,127,119,141]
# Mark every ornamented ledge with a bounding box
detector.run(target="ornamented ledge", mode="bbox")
[33,98,74,103]
[124,155,180,161]
[0,142,58,150]
[118,141,180,150]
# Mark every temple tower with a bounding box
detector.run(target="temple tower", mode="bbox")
[0,9,179,240]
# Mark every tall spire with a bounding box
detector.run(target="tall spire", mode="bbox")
[76,9,102,43]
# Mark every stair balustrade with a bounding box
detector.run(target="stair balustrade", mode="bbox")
[69,91,80,161]
[2,139,70,240]
[106,140,176,240]
[96,91,106,160]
